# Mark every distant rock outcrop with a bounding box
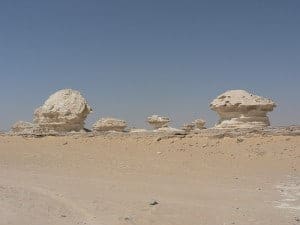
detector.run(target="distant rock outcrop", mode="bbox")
[130,128,148,133]
[156,126,186,134]
[182,119,206,132]
[147,115,170,129]
[93,118,127,132]
[33,89,92,132]
[210,90,276,128]
[182,123,195,132]
[194,119,206,129]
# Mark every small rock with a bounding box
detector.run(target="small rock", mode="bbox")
[194,119,206,129]
[124,217,131,221]
[149,200,159,206]
[182,123,195,132]
[62,141,68,145]
[237,137,244,143]
[157,151,162,155]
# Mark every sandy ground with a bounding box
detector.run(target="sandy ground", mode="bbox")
[0,134,299,225]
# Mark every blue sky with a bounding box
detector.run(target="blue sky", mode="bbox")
[0,0,299,130]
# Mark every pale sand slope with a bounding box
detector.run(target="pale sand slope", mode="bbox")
[0,135,299,225]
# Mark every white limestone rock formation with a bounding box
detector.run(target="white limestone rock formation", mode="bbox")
[157,126,186,134]
[34,89,92,132]
[147,115,170,129]
[130,128,148,133]
[10,121,38,135]
[194,119,206,129]
[182,123,196,132]
[93,118,127,132]
[210,90,276,129]
[182,119,206,132]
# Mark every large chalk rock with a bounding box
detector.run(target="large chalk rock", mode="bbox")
[210,90,276,129]
[147,115,170,129]
[93,118,127,132]
[34,89,92,132]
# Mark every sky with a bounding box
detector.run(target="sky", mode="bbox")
[0,0,299,131]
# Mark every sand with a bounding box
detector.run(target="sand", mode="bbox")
[0,133,299,225]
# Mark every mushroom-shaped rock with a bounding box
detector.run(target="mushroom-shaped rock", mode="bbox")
[93,118,127,132]
[210,90,276,129]
[147,115,170,129]
[33,89,92,132]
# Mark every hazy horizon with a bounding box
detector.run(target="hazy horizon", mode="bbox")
[0,0,299,131]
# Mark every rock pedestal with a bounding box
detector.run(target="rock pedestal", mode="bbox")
[92,118,127,132]
[210,90,276,129]
[33,89,92,132]
[147,115,170,129]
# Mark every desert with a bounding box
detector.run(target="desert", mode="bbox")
[1,126,300,225]
[0,89,300,225]
[2,2,299,224]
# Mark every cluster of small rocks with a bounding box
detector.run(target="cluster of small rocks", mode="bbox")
[182,119,206,132]
[6,88,286,137]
